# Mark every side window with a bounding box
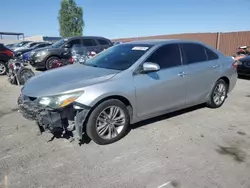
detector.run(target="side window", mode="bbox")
[97,39,110,45]
[205,47,219,60]
[146,44,181,69]
[29,43,38,47]
[68,39,81,46]
[83,39,96,46]
[182,43,207,64]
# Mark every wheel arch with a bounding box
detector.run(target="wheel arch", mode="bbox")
[90,95,133,122]
[45,55,60,62]
[219,76,230,87]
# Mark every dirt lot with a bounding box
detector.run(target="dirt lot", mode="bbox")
[0,76,250,188]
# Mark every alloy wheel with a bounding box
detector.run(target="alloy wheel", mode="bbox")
[96,106,126,140]
[213,83,226,105]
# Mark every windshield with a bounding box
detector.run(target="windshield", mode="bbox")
[85,44,153,70]
[51,39,66,48]
[16,41,30,47]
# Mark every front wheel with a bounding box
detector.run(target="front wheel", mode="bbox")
[86,99,130,145]
[0,61,7,75]
[206,79,228,108]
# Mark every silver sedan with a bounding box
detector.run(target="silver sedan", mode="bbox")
[18,39,237,145]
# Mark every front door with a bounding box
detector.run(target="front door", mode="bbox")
[133,43,187,118]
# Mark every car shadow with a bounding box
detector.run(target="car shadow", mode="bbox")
[238,75,250,80]
[79,104,205,145]
[35,68,46,72]
[131,104,206,129]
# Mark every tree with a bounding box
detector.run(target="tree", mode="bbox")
[58,0,84,38]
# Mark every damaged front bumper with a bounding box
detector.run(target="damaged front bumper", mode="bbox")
[17,94,90,144]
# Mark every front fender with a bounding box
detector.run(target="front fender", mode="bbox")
[75,77,136,111]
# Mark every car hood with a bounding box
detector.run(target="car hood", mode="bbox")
[34,46,53,53]
[22,64,120,97]
[14,47,26,51]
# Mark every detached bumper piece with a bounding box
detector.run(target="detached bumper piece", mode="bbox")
[18,95,89,145]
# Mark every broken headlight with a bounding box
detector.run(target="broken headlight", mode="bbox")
[38,91,84,109]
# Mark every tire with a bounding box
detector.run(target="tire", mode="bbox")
[206,79,228,108]
[17,68,35,85]
[45,56,59,70]
[86,99,130,145]
[0,61,7,75]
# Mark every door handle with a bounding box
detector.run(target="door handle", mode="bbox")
[178,72,187,77]
[212,64,219,69]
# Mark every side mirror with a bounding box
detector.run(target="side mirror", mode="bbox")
[142,62,160,73]
[64,43,71,48]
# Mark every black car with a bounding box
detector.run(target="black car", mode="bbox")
[236,55,250,76]
[0,43,14,75]
[15,42,52,57]
[29,36,112,70]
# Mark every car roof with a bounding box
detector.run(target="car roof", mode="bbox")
[125,39,205,46]
[65,36,110,40]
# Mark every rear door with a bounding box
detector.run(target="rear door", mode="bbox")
[82,38,99,52]
[181,43,221,104]
[96,38,112,51]
[133,43,187,118]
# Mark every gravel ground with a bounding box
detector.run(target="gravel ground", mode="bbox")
[0,75,250,188]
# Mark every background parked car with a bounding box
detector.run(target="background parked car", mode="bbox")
[15,42,52,58]
[13,41,40,52]
[112,41,123,45]
[0,43,14,75]
[8,41,32,51]
[29,36,112,70]
[234,55,250,76]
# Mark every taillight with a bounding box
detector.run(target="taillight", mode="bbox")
[233,61,242,68]
[90,51,96,57]
[69,57,74,64]
[1,50,14,57]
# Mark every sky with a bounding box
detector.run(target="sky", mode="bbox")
[0,0,250,39]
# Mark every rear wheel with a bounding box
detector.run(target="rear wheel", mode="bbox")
[206,79,228,108]
[0,61,7,75]
[86,99,130,145]
[45,57,59,70]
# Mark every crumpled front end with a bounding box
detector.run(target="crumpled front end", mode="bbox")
[17,94,90,144]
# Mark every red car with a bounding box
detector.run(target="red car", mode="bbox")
[0,43,14,75]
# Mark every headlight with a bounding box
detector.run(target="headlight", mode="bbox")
[36,51,46,57]
[38,91,83,108]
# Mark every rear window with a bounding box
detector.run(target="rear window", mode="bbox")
[205,47,219,60]
[182,43,207,64]
[97,39,110,45]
